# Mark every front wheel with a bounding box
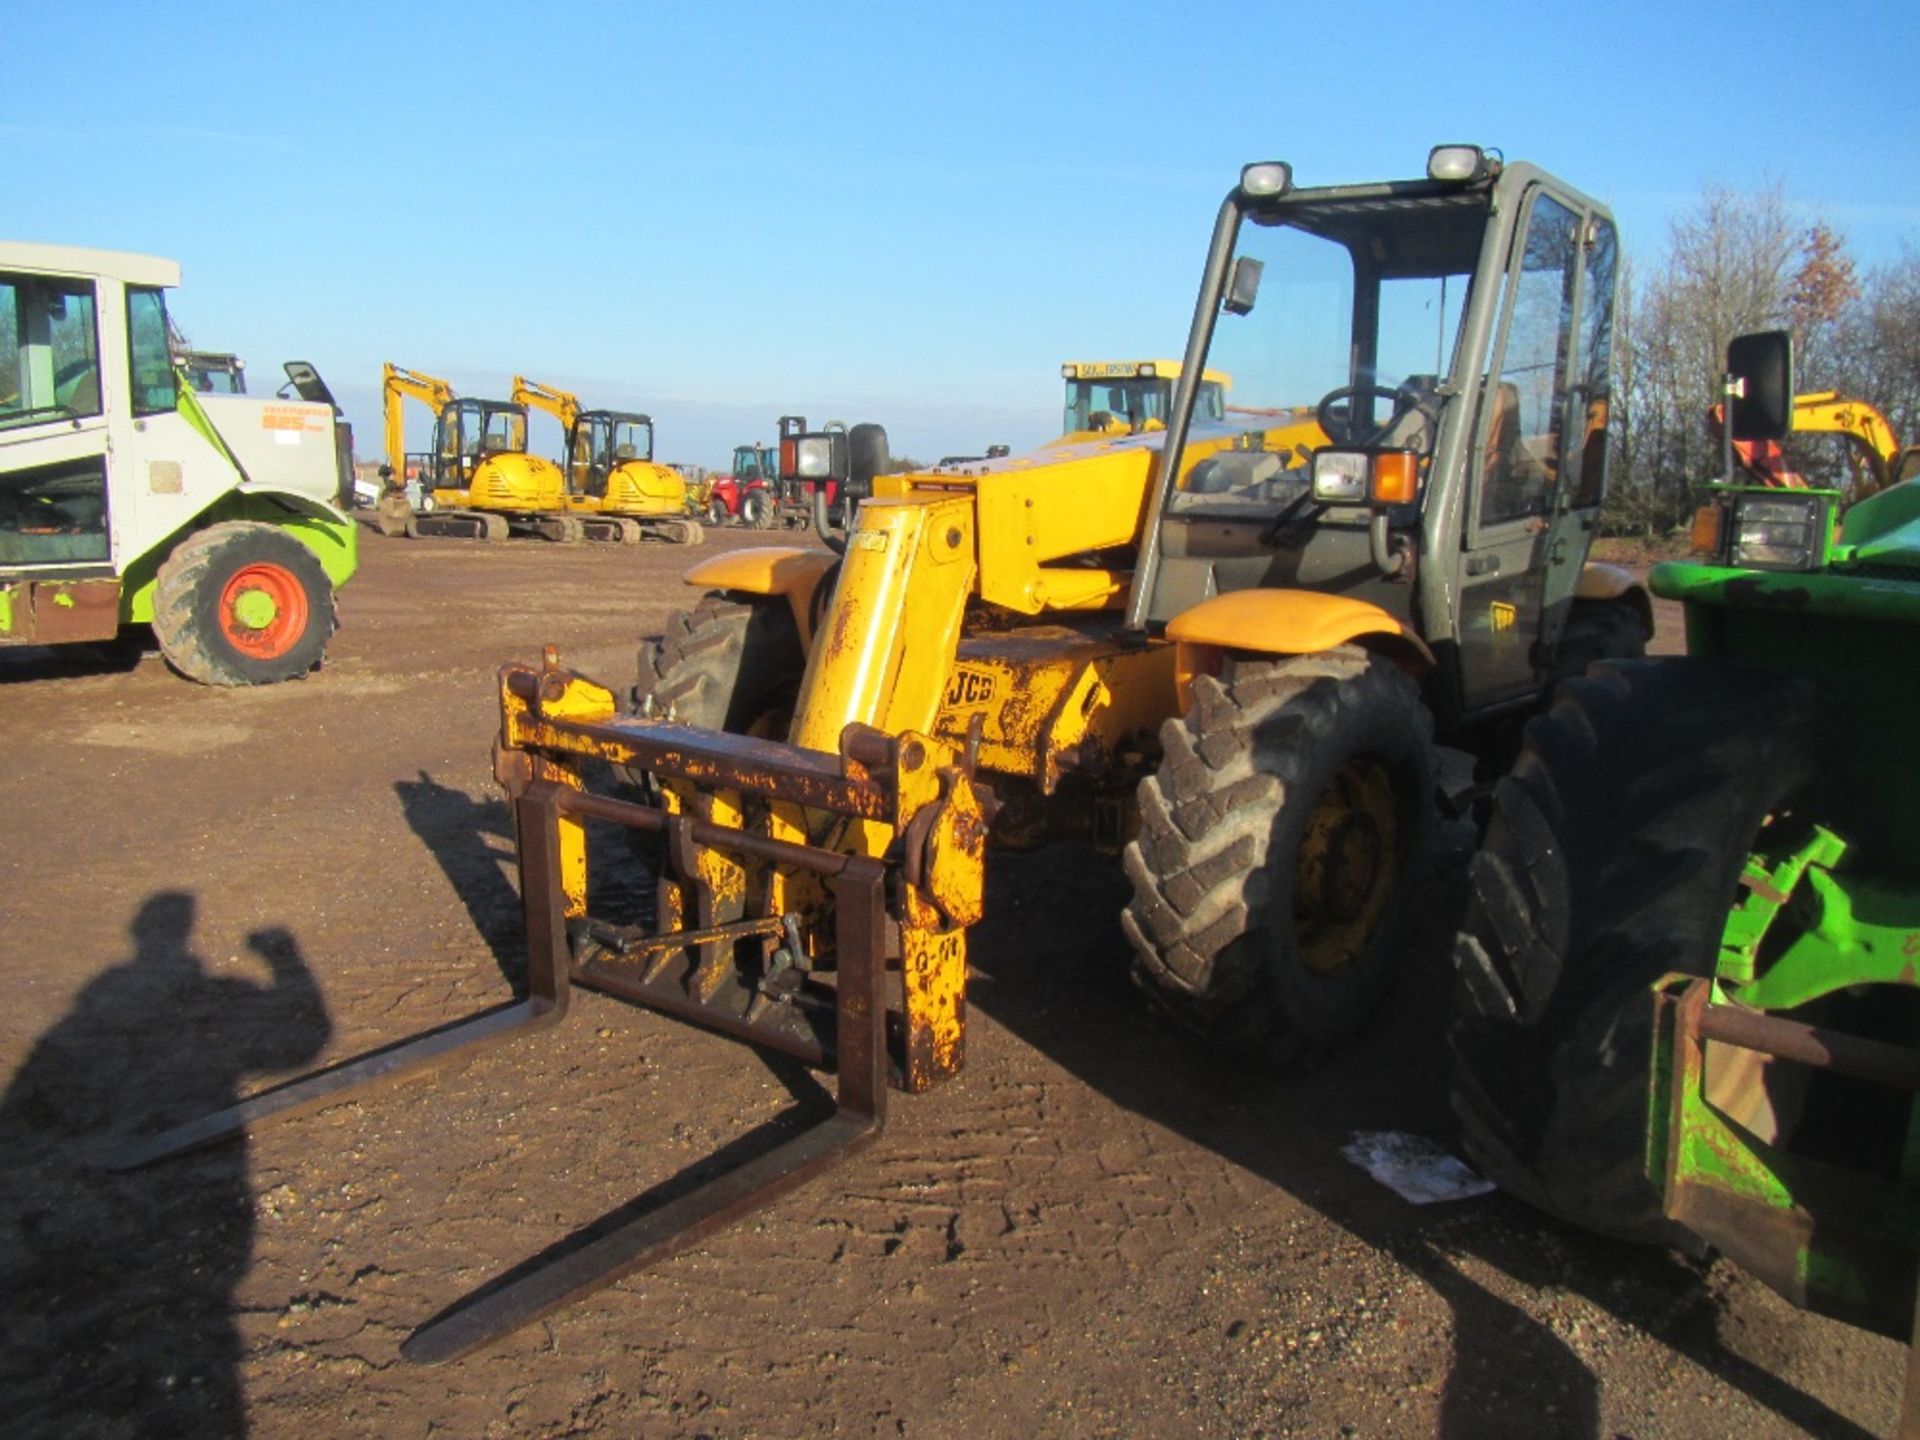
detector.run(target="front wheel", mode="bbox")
[1448,659,1816,1243]
[706,498,730,528]
[151,522,335,685]
[1123,647,1436,1068]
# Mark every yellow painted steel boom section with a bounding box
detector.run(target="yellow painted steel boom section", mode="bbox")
[381,362,454,480]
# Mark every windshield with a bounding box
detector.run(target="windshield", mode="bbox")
[1062,377,1226,435]
[1176,192,1485,510]
[181,354,245,394]
[610,418,652,462]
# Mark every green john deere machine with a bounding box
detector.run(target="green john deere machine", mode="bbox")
[1452,329,1920,1430]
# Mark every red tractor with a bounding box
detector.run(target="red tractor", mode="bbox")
[702,443,777,527]
[705,418,857,529]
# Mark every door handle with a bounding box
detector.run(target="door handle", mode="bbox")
[1465,554,1500,576]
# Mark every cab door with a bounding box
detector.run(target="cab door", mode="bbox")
[0,272,115,572]
[1456,185,1614,708]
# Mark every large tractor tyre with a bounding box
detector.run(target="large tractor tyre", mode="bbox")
[636,593,805,736]
[152,522,335,686]
[624,595,809,912]
[1549,597,1649,685]
[741,489,776,531]
[1448,659,1817,1245]
[1123,647,1437,1069]
[706,497,731,529]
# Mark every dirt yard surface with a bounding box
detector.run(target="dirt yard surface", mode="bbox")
[0,530,1897,1439]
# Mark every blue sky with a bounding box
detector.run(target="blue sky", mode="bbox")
[7,1,1917,467]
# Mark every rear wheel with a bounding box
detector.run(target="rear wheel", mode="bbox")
[151,522,334,686]
[1448,659,1816,1243]
[1123,647,1436,1068]
[742,489,775,530]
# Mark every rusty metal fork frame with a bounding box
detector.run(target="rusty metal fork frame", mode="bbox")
[112,778,891,1366]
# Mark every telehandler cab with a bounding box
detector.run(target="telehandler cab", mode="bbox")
[511,377,704,545]
[124,146,1652,1360]
[1056,358,1229,443]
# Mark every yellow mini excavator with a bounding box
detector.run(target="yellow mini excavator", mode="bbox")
[512,377,704,545]
[126,146,1656,1364]
[378,363,577,541]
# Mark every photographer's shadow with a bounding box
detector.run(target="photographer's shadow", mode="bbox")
[0,892,331,1440]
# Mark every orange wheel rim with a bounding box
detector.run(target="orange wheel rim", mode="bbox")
[218,563,308,659]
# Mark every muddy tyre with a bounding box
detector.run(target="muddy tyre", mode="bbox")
[1123,647,1436,1068]
[706,498,730,528]
[1550,597,1648,685]
[151,522,334,686]
[1448,659,1816,1244]
[624,595,809,901]
[741,489,776,530]
[636,593,805,734]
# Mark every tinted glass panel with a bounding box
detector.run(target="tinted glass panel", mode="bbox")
[0,456,109,564]
[1570,217,1617,510]
[1480,193,1580,527]
[126,287,176,416]
[1,275,101,430]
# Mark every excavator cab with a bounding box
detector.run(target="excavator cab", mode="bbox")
[568,411,654,498]
[429,398,529,488]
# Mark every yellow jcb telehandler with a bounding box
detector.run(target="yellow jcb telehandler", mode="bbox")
[1054,358,1229,443]
[124,145,1653,1363]
[511,377,705,545]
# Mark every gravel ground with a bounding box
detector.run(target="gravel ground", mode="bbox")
[0,527,1899,1438]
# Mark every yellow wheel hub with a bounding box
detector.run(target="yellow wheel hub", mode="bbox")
[1293,759,1399,976]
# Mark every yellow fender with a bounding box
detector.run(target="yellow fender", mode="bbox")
[682,546,840,646]
[1164,589,1434,711]
[1576,560,1655,638]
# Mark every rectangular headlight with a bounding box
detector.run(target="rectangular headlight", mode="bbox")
[1730,493,1824,570]
[795,435,834,479]
[1428,145,1490,183]
[1311,449,1369,503]
[1239,161,1293,198]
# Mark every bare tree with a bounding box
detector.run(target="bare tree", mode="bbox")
[1605,183,1802,533]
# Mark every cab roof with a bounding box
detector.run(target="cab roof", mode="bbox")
[0,242,180,288]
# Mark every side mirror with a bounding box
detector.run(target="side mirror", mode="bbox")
[1726,330,1794,442]
[1223,256,1263,316]
[843,423,890,501]
[282,361,338,411]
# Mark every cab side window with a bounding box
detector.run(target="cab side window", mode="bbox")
[1,275,102,429]
[125,286,176,417]
[1479,193,1580,527]
[1568,219,1617,511]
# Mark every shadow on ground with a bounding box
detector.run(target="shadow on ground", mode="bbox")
[0,892,331,1440]
[962,840,1876,1440]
